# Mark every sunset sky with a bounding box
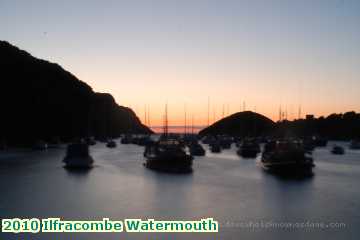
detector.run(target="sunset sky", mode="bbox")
[1,0,359,126]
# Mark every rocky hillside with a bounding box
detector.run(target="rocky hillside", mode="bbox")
[0,41,152,146]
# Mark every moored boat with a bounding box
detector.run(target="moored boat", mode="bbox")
[331,145,345,155]
[260,140,314,175]
[209,141,221,153]
[85,137,96,146]
[106,139,117,148]
[63,143,94,168]
[121,134,133,144]
[144,139,193,173]
[189,141,206,156]
[350,140,360,150]
[237,140,260,158]
[143,104,193,174]
[219,136,232,149]
[313,137,328,147]
[32,140,48,151]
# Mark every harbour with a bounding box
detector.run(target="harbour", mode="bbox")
[1,140,359,239]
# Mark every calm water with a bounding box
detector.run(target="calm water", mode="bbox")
[1,141,360,239]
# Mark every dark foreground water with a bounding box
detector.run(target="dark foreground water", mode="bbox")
[1,141,359,240]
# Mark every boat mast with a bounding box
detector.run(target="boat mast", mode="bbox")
[222,104,225,119]
[163,103,168,138]
[184,103,187,136]
[207,97,210,127]
[147,105,151,128]
[192,115,194,135]
[213,105,216,124]
[144,105,147,126]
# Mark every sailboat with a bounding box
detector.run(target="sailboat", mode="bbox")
[63,141,94,169]
[32,140,48,150]
[188,115,206,156]
[237,111,260,158]
[331,145,345,155]
[143,104,193,173]
[106,139,117,148]
[350,140,360,150]
[237,139,260,158]
[260,140,314,175]
[210,140,222,153]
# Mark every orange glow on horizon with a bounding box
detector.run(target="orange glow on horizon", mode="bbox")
[76,63,360,129]
[131,105,355,129]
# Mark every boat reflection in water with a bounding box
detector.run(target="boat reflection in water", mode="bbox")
[260,140,314,176]
[63,143,94,169]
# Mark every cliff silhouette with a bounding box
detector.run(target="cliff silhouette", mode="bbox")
[200,111,360,140]
[199,111,275,137]
[0,41,152,146]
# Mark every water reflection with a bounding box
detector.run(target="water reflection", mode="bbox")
[64,167,92,179]
[265,170,315,181]
[144,171,196,218]
[1,143,360,239]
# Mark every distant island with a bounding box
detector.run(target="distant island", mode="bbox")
[200,111,360,140]
[0,41,152,147]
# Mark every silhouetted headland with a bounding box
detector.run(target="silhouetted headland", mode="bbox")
[200,111,360,140]
[0,41,153,147]
[199,111,275,137]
